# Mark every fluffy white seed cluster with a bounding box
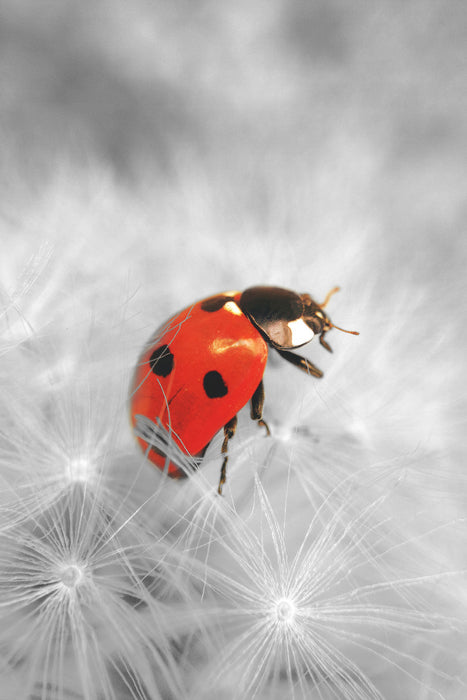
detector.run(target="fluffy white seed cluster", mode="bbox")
[1,181,466,699]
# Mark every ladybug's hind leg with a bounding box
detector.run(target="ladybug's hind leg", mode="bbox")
[250,380,271,436]
[218,415,238,495]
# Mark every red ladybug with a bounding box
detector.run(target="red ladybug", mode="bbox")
[130,286,358,494]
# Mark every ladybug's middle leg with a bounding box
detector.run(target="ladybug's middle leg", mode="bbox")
[250,380,271,436]
[218,415,238,495]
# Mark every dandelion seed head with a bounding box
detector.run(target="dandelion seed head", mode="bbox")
[0,483,197,699]
[347,415,371,445]
[272,424,294,443]
[56,561,87,589]
[65,454,96,484]
[196,481,466,700]
[274,596,297,625]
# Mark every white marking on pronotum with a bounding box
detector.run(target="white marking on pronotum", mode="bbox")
[287,318,315,347]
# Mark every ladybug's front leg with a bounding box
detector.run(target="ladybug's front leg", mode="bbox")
[218,415,238,495]
[250,380,271,436]
[274,347,323,378]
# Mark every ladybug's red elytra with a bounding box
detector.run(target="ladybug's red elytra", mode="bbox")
[130,286,358,494]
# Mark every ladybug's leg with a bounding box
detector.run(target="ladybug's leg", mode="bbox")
[218,415,238,495]
[274,347,323,378]
[250,380,271,436]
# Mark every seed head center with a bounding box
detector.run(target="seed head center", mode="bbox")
[275,597,297,623]
[59,563,85,588]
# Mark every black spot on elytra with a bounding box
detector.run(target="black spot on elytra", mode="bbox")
[200,295,235,312]
[149,344,174,377]
[203,370,228,398]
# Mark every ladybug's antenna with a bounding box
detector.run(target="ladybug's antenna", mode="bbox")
[320,286,341,308]
[319,286,359,336]
[331,323,360,336]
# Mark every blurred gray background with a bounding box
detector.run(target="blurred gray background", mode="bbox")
[1,0,465,245]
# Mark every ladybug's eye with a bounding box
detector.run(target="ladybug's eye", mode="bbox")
[305,316,325,335]
[301,296,330,336]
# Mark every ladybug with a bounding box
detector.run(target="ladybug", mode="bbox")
[130,286,358,494]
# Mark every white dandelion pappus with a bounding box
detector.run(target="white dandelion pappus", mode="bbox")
[192,479,465,700]
[0,241,54,358]
[0,483,202,700]
[0,297,153,527]
[0,360,110,524]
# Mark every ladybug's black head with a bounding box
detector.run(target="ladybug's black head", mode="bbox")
[300,292,334,352]
[239,285,358,352]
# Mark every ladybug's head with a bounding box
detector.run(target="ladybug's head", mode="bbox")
[300,292,334,352]
[239,285,358,351]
